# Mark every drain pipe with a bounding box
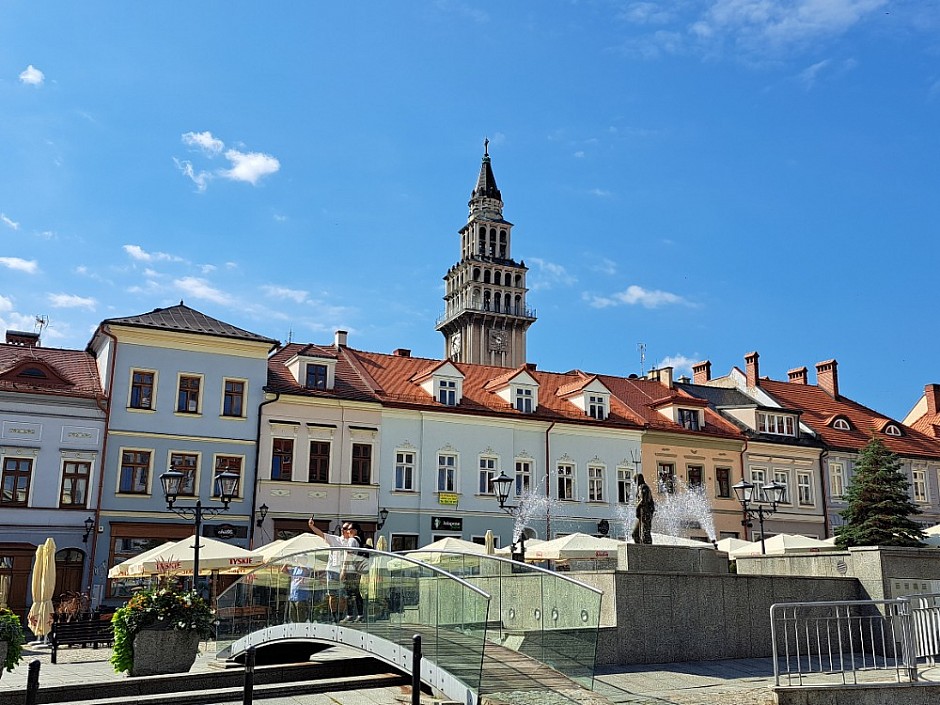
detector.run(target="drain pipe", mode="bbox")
[249,389,280,548]
[544,421,556,538]
[820,449,830,539]
[86,326,118,600]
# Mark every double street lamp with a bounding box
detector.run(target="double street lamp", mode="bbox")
[490,471,527,562]
[732,479,786,555]
[159,469,240,591]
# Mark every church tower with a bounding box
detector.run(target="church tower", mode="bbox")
[436,141,536,367]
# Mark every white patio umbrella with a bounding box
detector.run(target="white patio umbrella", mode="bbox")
[484,530,495,555]
[730,533,834,558]
[257,533,329,564]
[128,535,264,575]
[108,541,177,578]
[495,538,545,555]
[714,537,752,555]
[416,537,487,553]
[527,533,623,561]
[27,538,56,640]
[651,533,715,548]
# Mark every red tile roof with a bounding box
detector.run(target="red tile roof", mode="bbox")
[266,344,376,402]
[0,344,102,399]
[760,378,940,459]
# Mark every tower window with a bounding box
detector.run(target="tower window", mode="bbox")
[439,379,458,406]
[494,271,501,285]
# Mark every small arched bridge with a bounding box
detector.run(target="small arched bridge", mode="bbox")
[215,548,604,705]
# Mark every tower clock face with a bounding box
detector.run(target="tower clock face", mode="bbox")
[450,333,462,357]
[488,329,507,352]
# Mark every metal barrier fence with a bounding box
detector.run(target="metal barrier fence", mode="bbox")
[771,593,940,687]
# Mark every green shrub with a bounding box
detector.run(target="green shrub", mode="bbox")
[110,585,214,674]
[0,607,25,672]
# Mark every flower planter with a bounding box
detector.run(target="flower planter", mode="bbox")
[130,629,200,677]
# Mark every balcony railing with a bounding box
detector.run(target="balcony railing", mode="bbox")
[436,302,537,328]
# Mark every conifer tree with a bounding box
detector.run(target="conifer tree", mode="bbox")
[835,436,924,548]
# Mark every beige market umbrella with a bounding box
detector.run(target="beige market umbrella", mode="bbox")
[714,537,752,555]
[375,535,387,552]
[108,541,177,578]
[257,533,328,564]
[416,536,486,553]
[730,533,834,558]
[495,538,545,555]
[484,530,495,555]
[527,533,623,560]
[129,535,264,575]
[27,538,56,639]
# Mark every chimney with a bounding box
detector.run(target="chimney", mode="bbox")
[925,384,940,416]
[744,352,760,388]
[816,359,839,399]
[787,367,808,385]
[392,348,411,357]
[648,366,673,389]
[5,330,40,347]
[692,361,711,384]
[525,363,537,371]
[334,330,348,347]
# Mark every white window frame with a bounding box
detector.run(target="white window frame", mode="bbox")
[394,450,417,492]
[758,412,795,436]
[797,471,814,506]
[437,453,457,493]
[438,378,459,406]
[829,462,845,499]
[127,368,158,412]
[587,394,607,420]
[557,462,575,500]
[617,466,632,504]
[587,464,605,502]
[913,469,928,503]
[514,387,534,413]
[833,418,851,431]
[678,409,701,431]
[773,469,790,504]
[478,456,498,495]
[884,424,902,437]
[750,466,768,502]
[514,458,532,496]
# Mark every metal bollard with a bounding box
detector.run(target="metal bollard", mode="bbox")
[25,659,41,705]
[411,634,422,705]
[243,646,255,705]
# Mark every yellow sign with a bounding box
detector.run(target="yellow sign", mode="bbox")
[438,493,458,506]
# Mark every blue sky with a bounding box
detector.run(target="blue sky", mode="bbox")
[2,1,939,421]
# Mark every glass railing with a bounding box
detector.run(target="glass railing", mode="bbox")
[214,548,491,693]
[402,550,603,690]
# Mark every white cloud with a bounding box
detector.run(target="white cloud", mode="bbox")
[174,158,212,192]
[182,131,224,155]
[584,284,690,308]
[0,257,38,274]
[19,65,44,86]
[262,285,309,303]
[199,264,217,274]
[573,150,585,158]
[220,148,280,185]
[0,295,13,312]
[798,57,857,88]
[1,214,19,230]
[658,354,699,375]
[591,257,618,276]
[123,244,183,262]
[48,293,96,310]
[621,0,887,58]
[589,188,613,197]
[173,277,234,306]
[528,257,577,290]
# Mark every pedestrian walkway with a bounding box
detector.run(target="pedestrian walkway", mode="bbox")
[4,643,939,705]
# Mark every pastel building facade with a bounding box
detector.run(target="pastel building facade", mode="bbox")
[86,304,276,604]
[0,330,105,619]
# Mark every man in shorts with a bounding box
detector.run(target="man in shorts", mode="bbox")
[308,516,355,622]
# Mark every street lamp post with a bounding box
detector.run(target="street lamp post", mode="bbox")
[732,479,786,555]
[159,469,240,591]
[490,471,527,562]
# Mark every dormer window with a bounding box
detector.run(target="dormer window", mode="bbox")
[587,394,607,420]
[515,387,534,413]
[678,408,701,431]
[758,412,795,436]
[832,417,852,431]
[439,379,458,406]
[884,424,902,437]
[305,364,328,390]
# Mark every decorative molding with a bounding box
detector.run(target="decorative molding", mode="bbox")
[307,490,327,499]
[270,489,291,497]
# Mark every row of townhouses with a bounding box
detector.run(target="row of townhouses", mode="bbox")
[3,145,940,617]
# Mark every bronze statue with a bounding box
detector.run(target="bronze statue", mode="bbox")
[632,473,655,544]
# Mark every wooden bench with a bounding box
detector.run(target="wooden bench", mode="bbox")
[50,614,114,664]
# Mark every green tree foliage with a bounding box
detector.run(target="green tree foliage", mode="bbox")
[835,436,924,548]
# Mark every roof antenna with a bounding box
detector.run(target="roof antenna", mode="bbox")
[34,315,49,337]
[287,327,293,344]
[637,342,646,376]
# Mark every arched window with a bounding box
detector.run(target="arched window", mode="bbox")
[514,294,522,314]
[473,268,481,281]
[515,274,523,287]
[483,270,491,284]
[483,290,491,310]
[493,271,502,286]
[494,292,502,311]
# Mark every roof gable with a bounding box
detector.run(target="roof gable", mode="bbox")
[102,303,278,345]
